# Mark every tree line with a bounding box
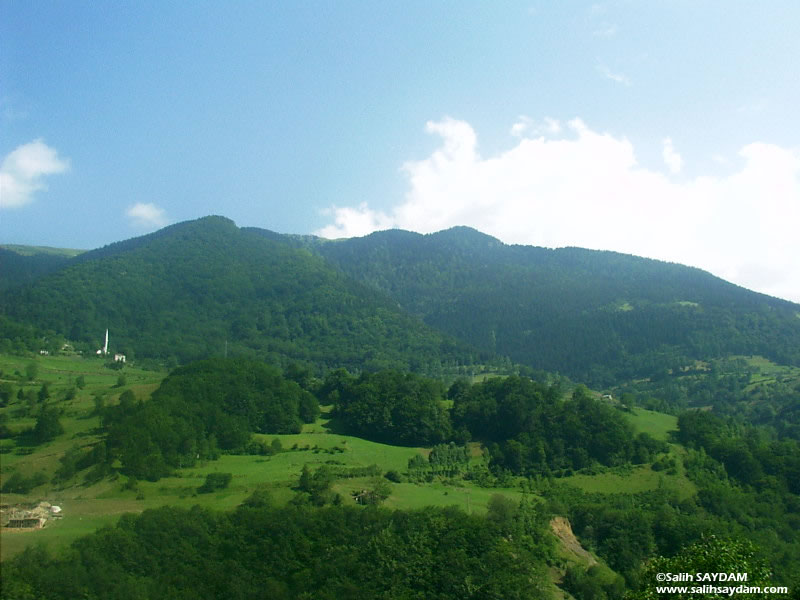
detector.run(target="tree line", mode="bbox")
[323,370,668,476]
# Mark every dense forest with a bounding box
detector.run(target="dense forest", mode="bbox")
[3,217,799,385]
[69,362,665,483]
[101,358,318,480]
[1,499,556,600]
[0,247,75,292]
[0,218,474,373]
[3,218,800,599]
[322,369,667,476]
[311,226,800,385]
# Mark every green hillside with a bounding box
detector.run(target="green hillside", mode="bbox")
[312,227,800,385]
[3,353,799,596]
[0,247,81,291]
[1,217,474,372]
[6,218,799,386]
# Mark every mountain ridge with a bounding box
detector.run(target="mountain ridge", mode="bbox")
[1,217,475,372]
[2,217,798,384]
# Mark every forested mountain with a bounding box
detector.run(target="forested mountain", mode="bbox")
[0,247,79,291]
[0,217,473,371]
[311,227,800,385]
[3,218,799,384]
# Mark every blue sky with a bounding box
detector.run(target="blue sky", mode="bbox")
[2,1,799,302]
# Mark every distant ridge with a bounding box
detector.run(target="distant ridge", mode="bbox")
[3,217,799,384]
[314,226,800,384]
[1,216,474,371]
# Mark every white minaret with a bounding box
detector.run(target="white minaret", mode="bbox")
[103,329,109,355]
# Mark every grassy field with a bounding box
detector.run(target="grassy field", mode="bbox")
[624,407,678,441]
[558,454,695,500]
[737,355,800,391]
[0,244,85,257]
[1,353,692,562]
[1,355,523,559]
[557,407,694,498]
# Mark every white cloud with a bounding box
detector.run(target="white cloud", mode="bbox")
[126,202,168,228]
[0,139,69,209]
[317,117,800,303]
[316,202,394,239]
[662,138,683,174]
[510,116,561,138]
[596,61,631,86]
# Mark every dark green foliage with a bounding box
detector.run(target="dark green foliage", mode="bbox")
[677,409,800,494]
[316,227,800,385]
[541,456,800,590]
[25,362,38,381]
[103,358,320,480]
[2,217,471,373]
[0,246,75,291]
[354,477,391,505]
[408,442,472,481]
[486,493,518,531]
[32,405,64,444]
[240,488,273,509]
[1,470,48,494]
[0,503,552,599]
[297,464,339,505]
[197,472,232,494]
[329,369,452,446]
[453,377,646,475]
[384,469,403,482]
[53,446,87,482]
[632,536,775,599]
[0,382,13,406]
[564,565,625,600]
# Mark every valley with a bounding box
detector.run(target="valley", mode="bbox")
[1,221,799,598]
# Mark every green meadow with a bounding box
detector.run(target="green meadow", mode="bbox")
[1,354,684,561]
[624,407,678,441]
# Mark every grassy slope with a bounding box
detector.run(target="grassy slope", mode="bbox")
[557,406,696,499]
[0,355,525,560]
[0,245,85,258]
[1,354,699,562]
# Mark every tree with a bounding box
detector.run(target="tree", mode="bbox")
[37,383,50,403]
[25,362,38,381]
[298,465,313,493]
[33,405,64,444]
[631,536,775,599]
[0,383,13,406]
[197,472,232,493]
[486,494,518,532]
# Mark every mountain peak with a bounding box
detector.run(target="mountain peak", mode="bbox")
[426,226,503,250]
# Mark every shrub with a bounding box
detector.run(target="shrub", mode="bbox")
[198,472,232,494]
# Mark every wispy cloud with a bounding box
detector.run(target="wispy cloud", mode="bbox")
[318,117,800,302]
[0,139,69,209]
[510,116,561,138]
[596,61,631,86]
[126,202,168,228]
